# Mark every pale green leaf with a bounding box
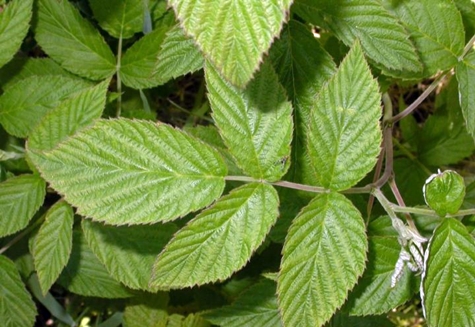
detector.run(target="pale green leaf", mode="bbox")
[456,51,475,141]
[307,42,381,191]
[0,255,36,327]
[185,125,242,175]
[0,174,45,237]
[123,293,169,327]
[0,0,33,69]
[154,25,204,83]
[269,19,336,185]
[278,192,367,327]
[170,0,292,87]
[204,279,282,327]
[119,25,170,89]
[346,216,419,316]
[82,219,177,290]
[423,170,466,217]
[383,0,465,77]
[0,75,92,137]
[151,183,279,289]
[33,201,74,295]
[0,57,75,91]
[421,218,475,327]
[35,0,116,80]
[28,119,227,225]
[28,79,110,151]
[58,230,133,298]
[89,0,143,39]
[120,24,204,89]
[294,0,422,74]
[206,61,293,182]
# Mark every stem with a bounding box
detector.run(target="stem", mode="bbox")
[388,177,418,232]
[461,34,475,58]
[390,74,446,124]
[116,35,123,117]
[224,176,328,193]
[0,215,46,255]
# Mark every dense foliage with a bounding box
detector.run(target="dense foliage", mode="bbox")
[1,0,475,326]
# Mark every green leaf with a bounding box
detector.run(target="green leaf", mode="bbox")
[82,219,177,290]
[326,312,394,327]
[417,111,475,167]
[28,79,110,151]
[454,0,475,43]
[123,293,169,327]
[185,125,242,175]
[393,159,430,207]
[150,183,279,289]
[206,61,293,182]
[153,25,204,84]
[0,0,33,69]
[28,119,227,225]
[0,57,75,91]
[204,279,282,327]
[89,0,143,39]
[35,0,116,80]
[119,25,170,89]
[423,170,466,216]
[0,75,92,137]
[170,0,292,87]
[345,216,419,316]
[269,20,336,185]
[278,192,367,327]
[421,218,475,327]
[383,0,465,77]
[58,230,133,298]
[307,42,381,191]
[0,255,36,327]
[33,201,74,295]
[293,0,422,75]
[0,174,45,237]
[456,51,475,141]
[168,314,211,327]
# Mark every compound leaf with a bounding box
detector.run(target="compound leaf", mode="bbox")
[123,293,169,327]
[28,119,227,225]
[0,174,46,237]
[278,192,367,327]
[294,0,422,75]
[456,51,475,141]
[384,0,465,77]
[346,216,419,315]
[35,0,116,80]
[82,219,177,290]
[33,201,74,295]
[204,279,282,327]
[58,230,133,298]
[170,0,292,87]
[89,0,143,39]
[0,255,36,327]
[151,183,279,289]
[28,79,110,151]
[0,75,92,137]
[206,61,293,182]
[0,0,33,69]
[421,218,475,327]
[307,42,381,191]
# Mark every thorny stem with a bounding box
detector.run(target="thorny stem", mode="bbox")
[461,34,475,58]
